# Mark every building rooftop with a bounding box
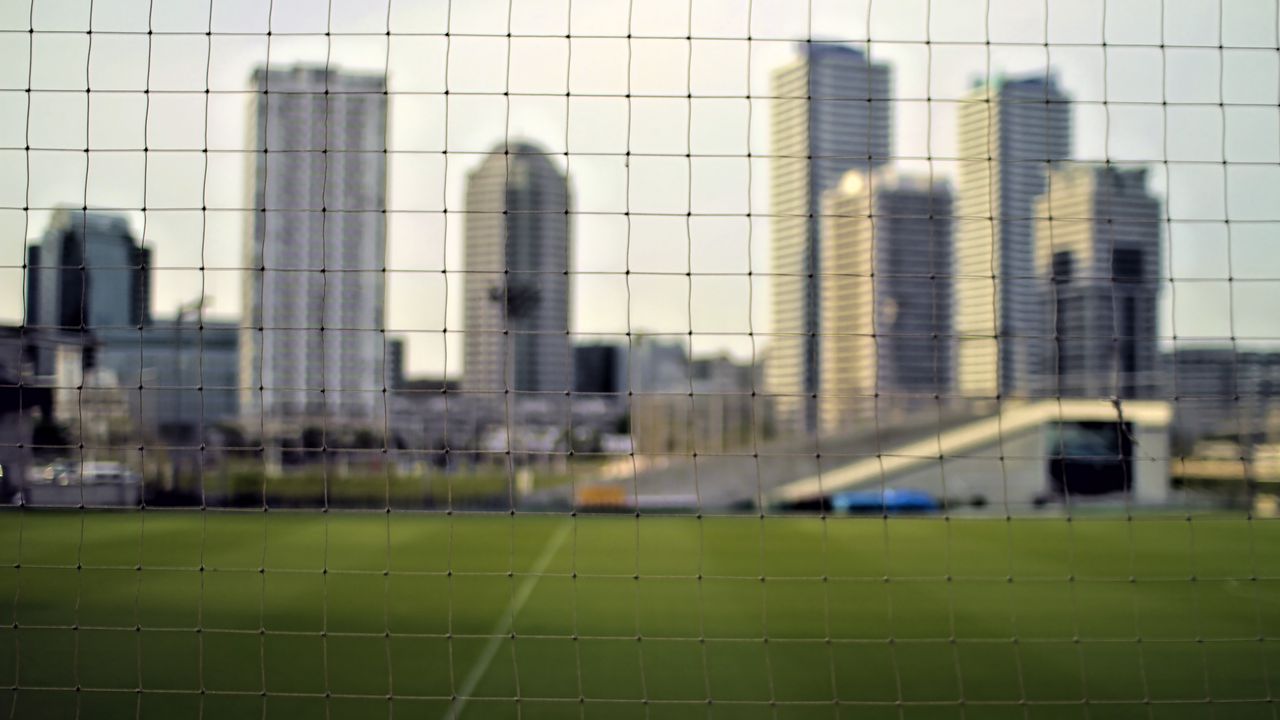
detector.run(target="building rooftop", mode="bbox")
[800,42,870,61]
[969,71,1065,95]
[44,207,134,238]
[251,64,388,90]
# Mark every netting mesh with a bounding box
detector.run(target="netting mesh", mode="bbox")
[1,0,1279,717]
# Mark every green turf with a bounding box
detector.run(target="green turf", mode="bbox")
[0,511,1278,719]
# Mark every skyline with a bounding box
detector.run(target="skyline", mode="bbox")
[0,0,1277,380]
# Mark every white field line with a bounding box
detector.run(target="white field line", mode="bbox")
[445,521,572,720]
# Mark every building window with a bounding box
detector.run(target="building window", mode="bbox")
[1052,251,1073,284]
[1112,247,1144,282]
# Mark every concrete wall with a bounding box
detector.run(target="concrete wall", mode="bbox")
[23,482,141,508]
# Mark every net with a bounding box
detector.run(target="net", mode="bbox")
[1,0,1279,717]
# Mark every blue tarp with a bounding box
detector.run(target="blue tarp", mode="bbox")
[830,488,941,513]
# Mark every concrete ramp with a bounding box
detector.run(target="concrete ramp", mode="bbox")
[530,399,1172,513]
[771,399,1172,509]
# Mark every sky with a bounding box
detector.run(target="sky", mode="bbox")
[0,0,1277,378]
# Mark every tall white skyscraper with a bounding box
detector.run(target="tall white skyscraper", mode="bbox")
[1034,165,1161,399]
[819,170,953,435]
[954,75,1071,400]
[240,66,389,430]
[766,44,892,435]
[462,143,572,402]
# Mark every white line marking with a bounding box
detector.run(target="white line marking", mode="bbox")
[445,521,572,720]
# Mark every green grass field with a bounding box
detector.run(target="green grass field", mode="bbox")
[0,510,1278,719]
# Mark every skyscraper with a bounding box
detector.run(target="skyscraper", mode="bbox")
[1034,165,1161,399]
[26,208,151,374]
[27,209,150,333]
[462,143,572,400]
[954,74,1071,400]
[240,66,389,430]
[819,170,953,435]
[766,44,893,435]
